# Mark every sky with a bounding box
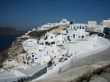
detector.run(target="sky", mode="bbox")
[0,0,110,28]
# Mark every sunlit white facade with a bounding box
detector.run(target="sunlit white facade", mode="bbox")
[66,23,89,41]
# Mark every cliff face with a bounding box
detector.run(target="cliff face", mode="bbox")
[0,37,28,68]
[0,27,28,64]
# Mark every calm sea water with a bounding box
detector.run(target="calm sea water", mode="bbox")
[0,35,17,52]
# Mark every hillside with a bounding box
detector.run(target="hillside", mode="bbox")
[28,25,68,38]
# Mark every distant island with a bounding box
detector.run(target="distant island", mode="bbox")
[0,27,28,36]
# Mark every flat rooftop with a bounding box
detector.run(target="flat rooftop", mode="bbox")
[17,64,47,77]
[0,71,17,79]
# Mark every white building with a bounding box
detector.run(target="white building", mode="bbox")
[22,31,68,64]
[22,39,38,51]
[37,19,70,31]
[87,21,97,29]
[66,23,89,41]
[100,18,110,27]
[60,19,70,25]
[32,28,36,31]
[39,32,66,46]
[0,65,47,82]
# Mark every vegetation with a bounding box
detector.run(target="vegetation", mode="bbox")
[47,61,53,67]
[28,30,47,38]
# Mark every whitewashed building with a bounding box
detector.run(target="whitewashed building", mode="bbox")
[59,19,70,25]
[100,18,110,27]
[22,31,67,64]
[66,23,89,41]
[22,39,38,51]
[39,32,66,46]
[37,19,70,31]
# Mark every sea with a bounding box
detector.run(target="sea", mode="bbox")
[0,35,17,53]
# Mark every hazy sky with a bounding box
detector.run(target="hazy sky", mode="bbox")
[0,0,110,28]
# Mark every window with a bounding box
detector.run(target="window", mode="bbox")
[44,36,47,40]
[70,21,73,24]
[82,26,84,29]
[82,36,84,38]
[73,34,75,38]
[66,30,68,33]
[51,42,55,44]
[45,42,49,45]
[32,55,34,57]
[57,33,61,35]
[80,25,82,29]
